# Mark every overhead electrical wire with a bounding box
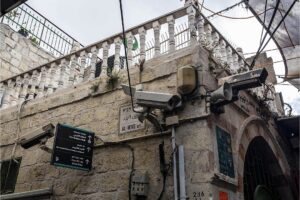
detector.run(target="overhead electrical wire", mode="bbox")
[243,45,296,55]
[249,0,297,70]
[204,0,245,19]
[118,0,142,114]
[249,0,281,69]
[257,1,297,54]
[204,5,274,20]
[259,0,268,44]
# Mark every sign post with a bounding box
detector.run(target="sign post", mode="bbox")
[51,124,94,171]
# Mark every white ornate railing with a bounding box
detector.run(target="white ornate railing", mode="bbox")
[0,2,255,110]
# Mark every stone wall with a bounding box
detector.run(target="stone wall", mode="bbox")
[0,44,296,200]
[0,23,55,81]
[0,46,197,199]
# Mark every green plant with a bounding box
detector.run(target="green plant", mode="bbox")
[29,36,39,46]
[7,10,20,19]
[106,69,120,90]
[90,81,100,93]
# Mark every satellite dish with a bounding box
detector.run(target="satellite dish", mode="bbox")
[254,185,273,200]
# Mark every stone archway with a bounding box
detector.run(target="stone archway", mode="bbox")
[234,115,292,199]
[243,136,294,200]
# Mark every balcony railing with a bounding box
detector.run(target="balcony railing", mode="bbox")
[1,3,83,57]
[0,2,277,112]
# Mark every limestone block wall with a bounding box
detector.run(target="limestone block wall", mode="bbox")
[0,46,199,199]
[0,23,55,81]
[0,44,296,200]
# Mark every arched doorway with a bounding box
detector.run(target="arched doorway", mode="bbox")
[243,136,294,200]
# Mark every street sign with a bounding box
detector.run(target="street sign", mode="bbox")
[51,124,94,171]
[119,105,145,134]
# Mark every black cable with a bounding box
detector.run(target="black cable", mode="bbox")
[118,0,142,113]
[157,174,167,200]
[158,142,167,200]
[100,141,135,200]
[259,0,268,44]
[123,143,135,200]
[3,99,28,193]
[256,0,298,57]
[249,0,280,69]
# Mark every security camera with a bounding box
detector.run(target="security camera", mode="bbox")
[219,68,268,91]
[210,82,236,114]
[19,123,55,149]
[121,84,181,111]
[210,82,233,105]
[135,91,181,111]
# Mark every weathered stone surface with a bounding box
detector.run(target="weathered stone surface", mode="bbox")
[0,24,54,81]
[0,35,293,200]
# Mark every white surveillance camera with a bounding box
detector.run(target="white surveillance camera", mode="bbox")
[19,124,55,149]
[135,91,181,111]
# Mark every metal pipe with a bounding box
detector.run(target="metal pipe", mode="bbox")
[0,188,53,200]
[178,145,187,199]
[172,126,178,200]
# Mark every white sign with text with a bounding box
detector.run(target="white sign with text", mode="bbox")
[119,105,145,134]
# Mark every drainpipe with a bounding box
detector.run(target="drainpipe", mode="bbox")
[178,145,187,199]
[171,126,178,200]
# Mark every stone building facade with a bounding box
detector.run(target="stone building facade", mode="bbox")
[0,23,54,81]
[0,2,298,200]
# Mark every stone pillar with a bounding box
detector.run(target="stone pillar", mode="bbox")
[101,42,110,78]
[152,21,161,57]
[58,59,67,88]
[167,15,175,52]
[212,32,221,61]
[226,46,233,69]
[232,53,239,74]
[89,46,98,80]
[69,54,77,85]
[79,51,87,82]
[197,15,206,46]
[47,63,57,94]
[11,76,22,106]
[187,6,197,44]
[28,70,39,100]
[114,37,122,70]
[70,41,81,53]
[126,32,133,68]
[2,80,13,108]
[220,39,227,65]
[138,27,146,61]
[19,73,29,103]
[37,66,47,98]
[204,24,213,50]
[0,23,6,51]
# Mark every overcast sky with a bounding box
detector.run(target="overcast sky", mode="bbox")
[27,0,299,114]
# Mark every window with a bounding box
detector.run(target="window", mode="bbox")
[0,158,22,194]
[216,126,235,178]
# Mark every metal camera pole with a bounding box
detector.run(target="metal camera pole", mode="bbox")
[171,126,179,199]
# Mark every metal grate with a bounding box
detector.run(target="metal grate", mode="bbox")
[243,138,279,200]
[0,3,82,57]
[216,126,235,178]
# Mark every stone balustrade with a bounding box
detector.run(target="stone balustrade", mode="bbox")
[0,3,253,110]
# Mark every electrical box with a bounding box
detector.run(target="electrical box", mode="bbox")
[131,173,149,197]
[177,66,197,95]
